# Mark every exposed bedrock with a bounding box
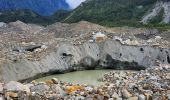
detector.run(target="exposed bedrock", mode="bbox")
[1,40,170,82]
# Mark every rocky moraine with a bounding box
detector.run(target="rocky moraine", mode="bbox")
[0,21,170,99]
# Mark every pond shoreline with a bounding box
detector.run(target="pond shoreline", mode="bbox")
[36,69,114,86]
[20,67,139,83]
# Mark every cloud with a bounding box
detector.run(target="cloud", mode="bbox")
[66,0,86,9]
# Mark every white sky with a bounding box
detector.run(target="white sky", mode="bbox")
[66,0,86,9]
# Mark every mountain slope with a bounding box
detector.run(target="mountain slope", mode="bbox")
[0,0,70,16]
[0,9,70,26]
[64,0,170,26]
[1,0,170,30]
[142,0,170,24]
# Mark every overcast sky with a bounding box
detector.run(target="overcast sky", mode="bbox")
[66,0,86,9]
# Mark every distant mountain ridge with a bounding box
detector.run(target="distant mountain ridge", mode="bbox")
[1,0,170,30]
[0,0,70,16]
[64,0,156,25]
[64,0,170,26]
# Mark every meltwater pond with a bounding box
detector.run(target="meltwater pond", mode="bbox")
[36,70,113,86]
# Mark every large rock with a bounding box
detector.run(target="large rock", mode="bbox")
[138,94,145,100]
[112,92,119,99]
[121,89,132,99]
[167,94,170,100]
[30,84,50,93]
[166,73,170,80]
[93,32,107,43]
[128,97,138,100]
[4,81,30,93]
[50,84,66,97]
[0,83,3,93]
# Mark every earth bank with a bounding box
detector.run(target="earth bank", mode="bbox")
[2,40,170,82]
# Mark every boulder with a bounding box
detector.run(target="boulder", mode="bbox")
[144,93,152,100]
[75,96,85,100]
[25,83,34,89]
[138,94,145,100]
[128,83,136,89]
[117,98,123,100]
[0,97,3,100]
[45,80,54,86]
[51,78,59,84]
[50,84,66,97]
[0,83,3,93]
[65,86,84,94]
[166,73,170,80]
[121,89,132,99]
[30,84,50,93]
[167,94,170,100]
[112,92,119,99]
[93,32,107,43]
[85,86,93,92]
[4,81,30,93]
[128,97,138,100]
[5,92,18,98]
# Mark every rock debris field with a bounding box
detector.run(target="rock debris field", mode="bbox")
[0,21,170,99]
[0,64,169,100]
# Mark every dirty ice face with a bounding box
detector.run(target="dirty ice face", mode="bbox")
[66,0,86,9]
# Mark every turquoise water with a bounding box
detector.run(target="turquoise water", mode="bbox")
[36,70,137,85]
[36,70,113,86]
